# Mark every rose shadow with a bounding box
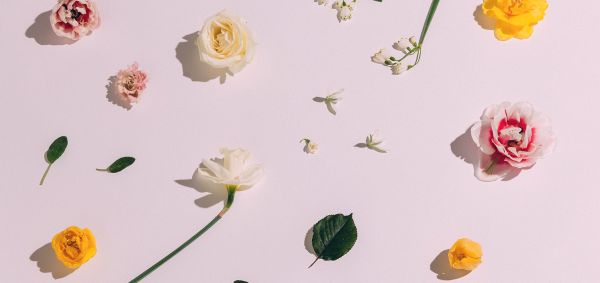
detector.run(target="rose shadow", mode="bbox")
[175,160,228,208]
[175,33,228,84]
[473,5,495,31]
[451,125,520,181]
[105,75,132,110]
[30,243,76,279]
[25,10,76,46]
[430,249,471,280]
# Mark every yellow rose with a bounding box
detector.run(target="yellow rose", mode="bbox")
[448,238,482,270]
[196,10,256,75]
[482,0,548,41]
[51,226,97,268]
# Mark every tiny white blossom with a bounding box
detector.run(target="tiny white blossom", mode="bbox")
[409,36,418,46]
[315,0,328,5]
[391,62,407,75]
[301,139,319,154]
[371,49,391,65]
[392,37,413,53]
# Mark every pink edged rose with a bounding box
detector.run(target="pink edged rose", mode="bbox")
[471,102,555,181]
[50,0,100,40]
[117,63,148,104]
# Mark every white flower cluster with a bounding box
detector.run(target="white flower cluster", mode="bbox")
[371,36,419,75]
[314,0,357,22]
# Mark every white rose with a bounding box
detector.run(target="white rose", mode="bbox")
[196,10,256,74]
[198,148,264,188]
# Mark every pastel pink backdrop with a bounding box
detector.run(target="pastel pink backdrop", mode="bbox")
[1,0,599,282]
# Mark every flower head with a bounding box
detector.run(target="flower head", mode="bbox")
[392,37,416,54]
[482,0,549,41]
[198,148,264,188]
[50,0,100,40]
[391,62,407,75]
[371,49,391,65]
[301,139,319,154]
[448,238,482,271]
[471,102,555,181]
[196,10,256,75]
[333,0,356,22]
[117,63,148,104]
[51,226,97,268]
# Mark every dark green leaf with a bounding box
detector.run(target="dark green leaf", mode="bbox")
[104,156,135,173]
[310,213,357,267]
[46,136,68,164]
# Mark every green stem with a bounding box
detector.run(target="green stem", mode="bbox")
[129,185,237,283]
[308,256,321,268]
[39,163,52,186]
[95,168,108,172]
[418,0,441,45]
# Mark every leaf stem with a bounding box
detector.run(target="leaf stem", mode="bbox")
[308,256,321,268]
[39,163,52,186]
[95,168,108,172]
[129,185,237,282]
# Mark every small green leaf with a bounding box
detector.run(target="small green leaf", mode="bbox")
[39,136,68,186]
[99,156,135,173]
[46,136,68,164]
[309,213,357,267]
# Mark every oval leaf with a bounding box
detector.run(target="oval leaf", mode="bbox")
[46,136,68,164]
[106,157,135,173]
[310,213,357,266]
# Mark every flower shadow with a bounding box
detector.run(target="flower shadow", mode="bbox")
[175,162,227,208]
[105,75,132,110]
[473,5,495,30]
[451,125,520,181]
[25,10,76,46]
[30,243,75,279]
[175,33,227,84]
[430,249,471,280]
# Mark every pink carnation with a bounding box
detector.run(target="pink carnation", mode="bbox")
[471,102,556,181]
[50,0,100,40]
[117,63,148,104]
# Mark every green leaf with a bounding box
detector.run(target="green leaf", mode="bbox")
[99,156,136,173]
[309,213,357,267]
[46,136,68,164]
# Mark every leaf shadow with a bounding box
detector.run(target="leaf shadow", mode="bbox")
[312,97,326,103]
[175,161,227,208]
[105,75,132,110]
[451,125,521,181]
[175,33,227,84]
[473,5,495,30]
[30,243,76,279]
[354,143,368,148]
[25,10,76,46]
[430,249,471,280]
[304,226,316,256]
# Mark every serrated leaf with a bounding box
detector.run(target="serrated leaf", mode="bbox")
[46,136,68,164]
[101,156,135,173]
[309,213,357,267]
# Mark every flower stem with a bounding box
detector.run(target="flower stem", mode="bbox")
[418,0,441,46]
[129,185,237,283]
[39,163,52,186]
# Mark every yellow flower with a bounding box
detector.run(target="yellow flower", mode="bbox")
[51,226,97,268]
[482,0,548,41]
[448,238,482,270]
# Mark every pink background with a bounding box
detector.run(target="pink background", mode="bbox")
[1,0,599,282]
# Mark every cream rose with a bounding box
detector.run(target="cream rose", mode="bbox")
[196,10,255,75]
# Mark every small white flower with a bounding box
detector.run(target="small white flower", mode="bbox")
[365,131,387,153]
[333,0,356,22]
[371,49,391,65]
[315,0,328,5]
[392,37,413,53]
[391,62,407,75]
[409,36,418,46]
[301,139,319,154]
[338,6,353,21]
[197,148,264,188]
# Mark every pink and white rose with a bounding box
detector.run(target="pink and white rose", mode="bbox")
[117,63,148,104]
[50,0,100,40]
[471,102,555,181]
